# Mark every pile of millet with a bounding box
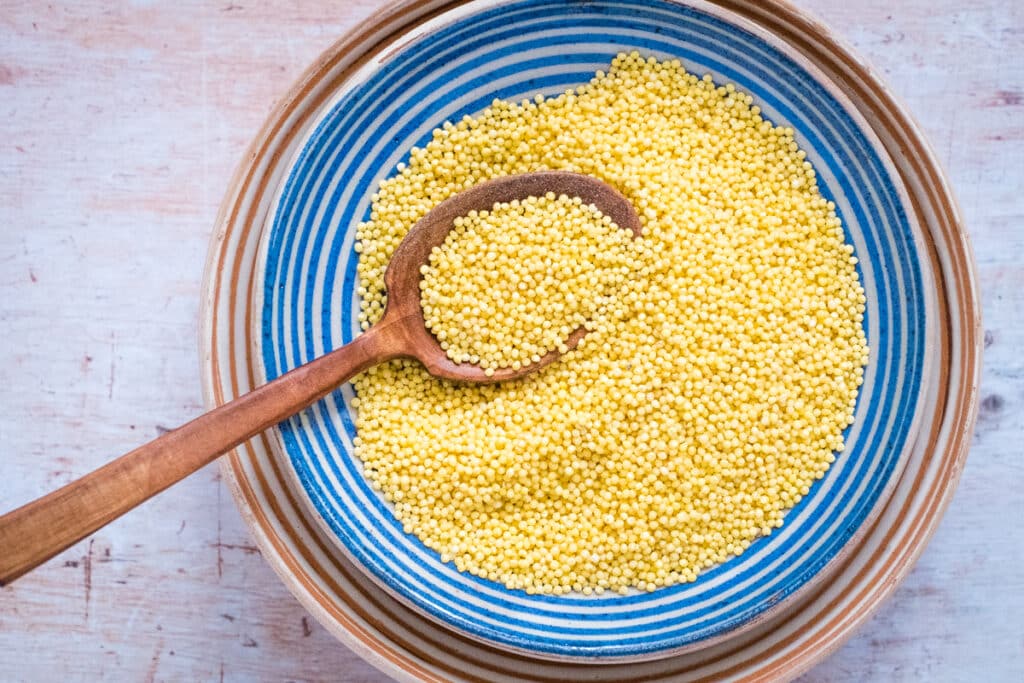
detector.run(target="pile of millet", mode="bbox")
[352,52,868,595]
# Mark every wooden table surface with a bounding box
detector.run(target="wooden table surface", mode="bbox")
[0,1,1020,680]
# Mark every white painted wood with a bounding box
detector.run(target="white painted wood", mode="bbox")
[0,1,1019,680]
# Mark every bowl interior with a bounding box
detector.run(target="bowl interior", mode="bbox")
[255,0,930,661]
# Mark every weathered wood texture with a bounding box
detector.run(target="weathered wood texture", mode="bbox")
[0,1,1019,680]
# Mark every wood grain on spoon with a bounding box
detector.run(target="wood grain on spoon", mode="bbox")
[0,171,640,585]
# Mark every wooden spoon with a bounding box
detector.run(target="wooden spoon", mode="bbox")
[0,171,641,585]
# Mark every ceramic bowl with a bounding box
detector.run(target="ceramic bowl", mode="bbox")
[201,0,980,678]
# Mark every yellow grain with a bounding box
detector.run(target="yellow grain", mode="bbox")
[351,52,868,594]
[420,194,633,370]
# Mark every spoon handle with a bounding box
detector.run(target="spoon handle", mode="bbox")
[0,325,398,586]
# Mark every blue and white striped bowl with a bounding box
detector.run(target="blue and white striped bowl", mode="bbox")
[254,0,934,661]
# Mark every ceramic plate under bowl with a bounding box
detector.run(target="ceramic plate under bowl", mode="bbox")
[201,0,980,678]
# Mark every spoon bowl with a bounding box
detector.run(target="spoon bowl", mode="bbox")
[381,170,642,382]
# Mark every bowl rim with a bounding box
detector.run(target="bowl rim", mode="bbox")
[245,0,938,663]
[199,0,981,679]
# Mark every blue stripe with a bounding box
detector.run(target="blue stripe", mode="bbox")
[260,0,924,657]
